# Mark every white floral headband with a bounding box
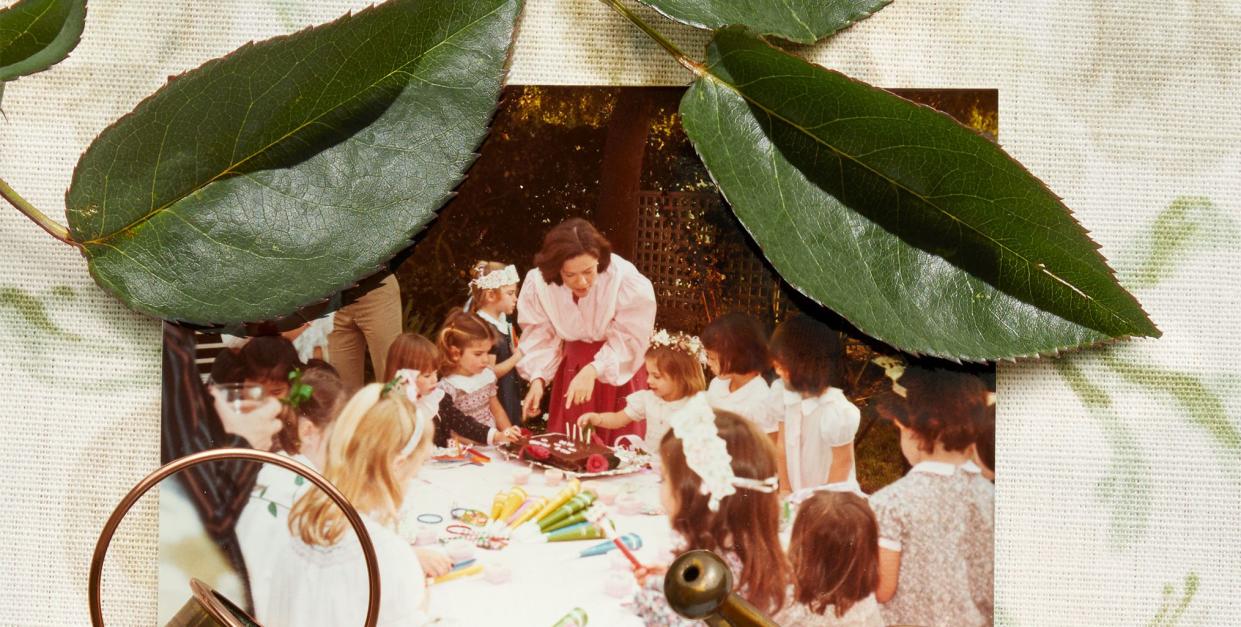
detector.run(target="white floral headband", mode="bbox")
[649,329,708,366]
[668,394,778,511]
[389,369,428,457]
[872,355,907,398]
[469,264,519,290]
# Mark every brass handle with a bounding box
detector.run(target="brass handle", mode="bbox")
[663,549,779,627]
[88,448,380,627]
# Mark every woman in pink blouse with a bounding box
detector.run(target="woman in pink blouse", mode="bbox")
[517,218,657,445]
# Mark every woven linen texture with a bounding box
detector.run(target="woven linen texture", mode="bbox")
[0,0,1237,624]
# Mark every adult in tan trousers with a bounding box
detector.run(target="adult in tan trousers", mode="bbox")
[327,273,403,392]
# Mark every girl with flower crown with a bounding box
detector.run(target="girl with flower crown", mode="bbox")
[517,218,657,445]
[577,330,706,456]
[629,398,790,624]
[263,383,437,626]
[465,260,524,426]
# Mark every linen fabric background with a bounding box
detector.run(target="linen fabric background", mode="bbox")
[0,0,1237,624]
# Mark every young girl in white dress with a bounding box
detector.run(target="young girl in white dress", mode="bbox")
[701,312,778,438]
[262,383,436,626]
[868,365,994,627]
[236,364,346,619]
[436,309,516,440]
[777,491,885,626]
[768,314,861,493]
[576,329,706,455]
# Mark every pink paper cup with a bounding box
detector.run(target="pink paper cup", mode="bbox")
[513,467,532,485]
[544,468,564,487]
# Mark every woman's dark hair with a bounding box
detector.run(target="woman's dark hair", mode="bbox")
[659,411,790,614]
[873,364,987,453]
[701,311,770,375]
[239,335,303,385]
[789,491,880,618]
[533,218,612,285]
[769,314,844,395]
[209,348,245,384]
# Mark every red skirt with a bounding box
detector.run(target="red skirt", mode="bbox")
[546,340,647,446]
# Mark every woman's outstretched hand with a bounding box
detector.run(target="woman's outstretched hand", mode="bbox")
[564,364,597,409]
[522,378,545,417]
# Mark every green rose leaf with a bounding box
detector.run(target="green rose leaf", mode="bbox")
[679,28,1159,360]
[65,0,521,325]
[0,0,86,82]
[267,501,278,518]
[634,0,889,44]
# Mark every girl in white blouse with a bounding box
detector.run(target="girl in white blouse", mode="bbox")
[701,312,779,437]
[768,315,861,493]
[262,383,436,626]
[576,330,706,455]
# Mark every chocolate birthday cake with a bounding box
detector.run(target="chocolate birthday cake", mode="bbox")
[509,433,620,473]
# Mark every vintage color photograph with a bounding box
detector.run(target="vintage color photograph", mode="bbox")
[160,86,997,626]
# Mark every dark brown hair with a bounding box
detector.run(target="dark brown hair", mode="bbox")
[874,364,987,453]
[789,491,879,617]
[645,345,707,399]
[209,347,245,384]
[769,314,844,395]
[533,218,612,285]
[659,411,790,614]
[383,333,440,382]
[297,364,347,431]
[701,312,770,375]
[436,308,496,375]
[239,335,303,387]
[976,402,995,473]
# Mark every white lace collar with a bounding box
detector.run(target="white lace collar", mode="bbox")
[440,368,497,394]
[910,460,959,476]
[476,310,510,335]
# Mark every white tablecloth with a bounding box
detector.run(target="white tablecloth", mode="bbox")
[404,453,677,626]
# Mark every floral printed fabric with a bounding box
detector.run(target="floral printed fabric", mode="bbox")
[869,462,994,627]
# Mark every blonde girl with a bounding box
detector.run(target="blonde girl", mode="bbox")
[263,384,435,626]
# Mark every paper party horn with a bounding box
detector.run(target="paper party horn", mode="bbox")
[579,533,642,558]
[538,492,597,531]
[496,487,527,522]
[503,497,542,528]
[507,496,547,529]
[532,478,580,522]
[544,511,590,534]
[550,607,588,627]
[430,563,484,585]
[490,489,511,520]
[547,524,606,542]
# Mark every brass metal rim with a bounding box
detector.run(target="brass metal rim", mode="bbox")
[88,448,380,627]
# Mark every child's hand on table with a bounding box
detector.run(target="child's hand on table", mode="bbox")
[415,546,452,578]
[495,426,522,444]
[632,564,668,586]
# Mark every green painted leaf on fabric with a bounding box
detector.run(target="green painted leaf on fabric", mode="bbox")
[679,28,1159,360]
[0,0,86,82]
[634,0,889,44]
[65,0,521,325]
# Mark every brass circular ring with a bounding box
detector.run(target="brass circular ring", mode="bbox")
[88,448,380,627]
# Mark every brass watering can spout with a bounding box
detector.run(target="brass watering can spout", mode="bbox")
[88,448,380,627]
[663,549,779,627]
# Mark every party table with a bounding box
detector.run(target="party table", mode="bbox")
[403,450,677,626]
